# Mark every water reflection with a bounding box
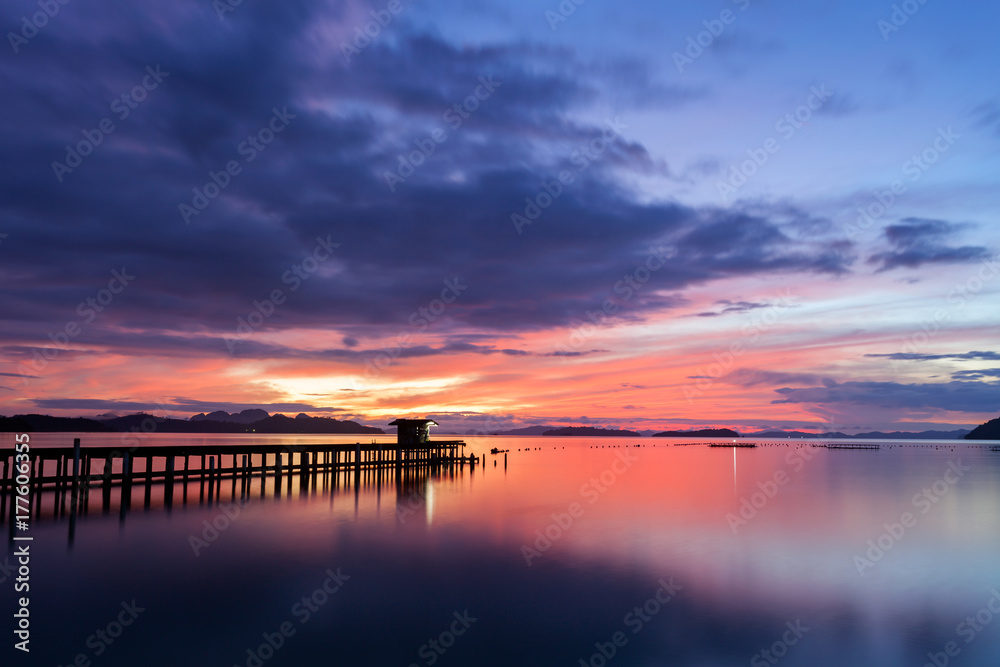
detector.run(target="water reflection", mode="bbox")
[2,436,999,666]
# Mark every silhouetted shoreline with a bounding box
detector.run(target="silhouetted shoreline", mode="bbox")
[0,412,383,435]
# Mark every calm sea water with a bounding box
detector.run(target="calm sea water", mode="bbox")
[3,433,1000,666]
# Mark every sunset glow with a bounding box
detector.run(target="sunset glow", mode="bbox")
[1,0,997,433]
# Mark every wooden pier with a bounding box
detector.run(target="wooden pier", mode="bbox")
[1,434,474,529]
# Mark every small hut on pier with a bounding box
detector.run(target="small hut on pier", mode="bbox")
[388,418,438,446]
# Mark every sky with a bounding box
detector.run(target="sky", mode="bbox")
[1,0,998,434]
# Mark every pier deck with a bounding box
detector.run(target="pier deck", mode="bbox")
[1,438,474,529]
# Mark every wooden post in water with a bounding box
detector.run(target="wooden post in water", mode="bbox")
[52,455,63,516]
[324,451,330,490]
[241,454,248,498]
[207,457,215,503]
[259,453,266,499]
[33,455,43,516]
[143,456,152,509]
[300,452,309,492]
[230,454,237,502]
[102,454,114,513]
[83,453,93,513]
[119,458,128,523]
[122,452,132,511]
[275,453,283,495]
[199,454,205,504]
[0,457,7,523]
[71,438,81,515]
[165,456,175,507]
[182,455,189,504]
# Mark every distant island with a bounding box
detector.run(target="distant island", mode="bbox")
[652,428,740,438]
[0,411,384,435]
[752,430,846,439]
[965,417,1000,440]
[467,425,554,436]
[749,429,970,440]
[191,408,270,424]
[543,427,641,437]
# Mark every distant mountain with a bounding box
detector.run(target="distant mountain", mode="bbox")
[0,415,34,432]
[103,413,241,433]
[0,412,383,434]
[1,414,112,432]
[191,409,269,424]
[749,429,969,439]
[965,418,1000,440]
[543,427,641,437]
[854,430,970,440]
[249,414,383,434]
[652,428,740,438]
[469,425,555,436]
[751,430,847,439]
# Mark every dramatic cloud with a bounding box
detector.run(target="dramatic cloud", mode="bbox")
[1,0,996,430]
[952,369,1000,381]
[864,351,1000,362]
[722,369,825,387]
[772,380,1000,414]
[0,1,853,355]
[30,397,346,415]
[868,219,991,272]
[696,300,770,317]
